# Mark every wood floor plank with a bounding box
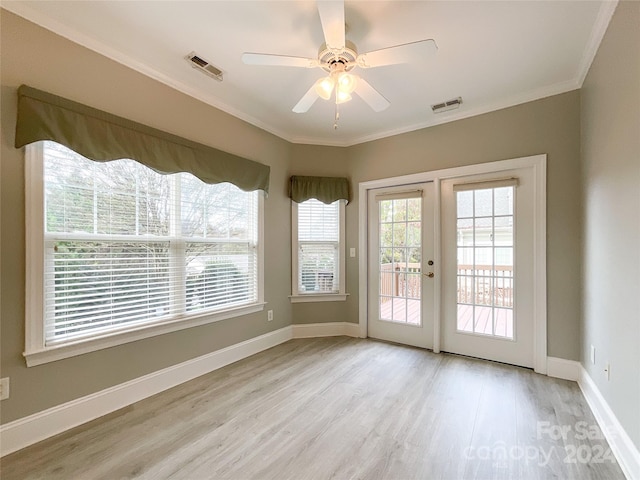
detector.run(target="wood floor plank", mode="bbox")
[0,338,626,480]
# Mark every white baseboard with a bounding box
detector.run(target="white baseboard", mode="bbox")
[291,321,360,339]
[547,356,581,381]
[0,326,292,457]
[578,366,640,480]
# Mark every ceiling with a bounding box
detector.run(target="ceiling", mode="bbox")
[3,1,615,147]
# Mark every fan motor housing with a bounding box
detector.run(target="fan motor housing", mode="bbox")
[318,41,358,72]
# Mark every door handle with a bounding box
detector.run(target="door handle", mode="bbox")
[424,272,434,278]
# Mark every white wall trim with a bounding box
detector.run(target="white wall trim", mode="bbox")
[291,322,360,339]
[575,0,619,87]
[546,356,581,381]
[0,326,292,457]
[578,365,640,480]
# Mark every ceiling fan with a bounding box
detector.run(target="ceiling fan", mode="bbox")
[242,0,437,127]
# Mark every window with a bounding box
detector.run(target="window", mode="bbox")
[25,141,264,365]
[291,198,347,302]
[455,184,515,338]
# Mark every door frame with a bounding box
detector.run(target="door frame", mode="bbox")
[358,154,547,374]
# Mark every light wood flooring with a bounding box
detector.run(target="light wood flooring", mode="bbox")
[0,337,626,479]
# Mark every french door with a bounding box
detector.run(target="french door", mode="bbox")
[367,183,435,349]
[441,168,535,368]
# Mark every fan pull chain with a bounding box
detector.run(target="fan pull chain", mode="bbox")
[334,85,340,130]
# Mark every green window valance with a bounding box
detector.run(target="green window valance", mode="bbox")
[14,85,270,193]
[289,175,350,204]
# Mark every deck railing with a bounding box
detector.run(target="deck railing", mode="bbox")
[457,265,513,307]
[379,263,513,307]
[380,263,421,298]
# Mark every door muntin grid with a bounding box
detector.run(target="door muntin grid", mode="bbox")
[456,186,515,339]
[378,196,422,326]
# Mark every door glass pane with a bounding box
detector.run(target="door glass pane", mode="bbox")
[457,190,473,218]
[378,196,422,326]
[407,198,421,221]
[456,186,515,339]
[393,199,407,221]
[494,187,514,216]
[407,222,421,246]
[494,216,513,246]
[457,218,473,246]
[393,223,407,246]
[474,189,493,217]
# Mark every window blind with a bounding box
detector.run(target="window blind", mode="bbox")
[42,141,258,344]
[297,199,340,293]
[452,177,519,192]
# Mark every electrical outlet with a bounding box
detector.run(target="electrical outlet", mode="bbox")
[350,247,356,258]
[267,310,273,322]
[0,377,10,400]
[590,345,596,364]
[604,363,610,381]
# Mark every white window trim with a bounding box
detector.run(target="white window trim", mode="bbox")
[290,199,347,303]
[24,143,265,367]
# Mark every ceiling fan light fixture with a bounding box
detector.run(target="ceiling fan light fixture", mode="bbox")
[336,90,352,104]
[337,73,357,94]
[315,77,335,100]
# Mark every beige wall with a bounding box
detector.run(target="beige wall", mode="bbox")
[345,91,583,361]
[580,1,640,450]
[0,11,293,424]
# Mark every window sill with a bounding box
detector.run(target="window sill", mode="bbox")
[24,303,266,367]
[289,294,349,303]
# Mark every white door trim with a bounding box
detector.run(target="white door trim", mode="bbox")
[358,154,547,373]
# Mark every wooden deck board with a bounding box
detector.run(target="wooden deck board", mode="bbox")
[380,300,514,338]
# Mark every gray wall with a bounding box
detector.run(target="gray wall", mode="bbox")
[580,1,640,450]
[0,11,293,424]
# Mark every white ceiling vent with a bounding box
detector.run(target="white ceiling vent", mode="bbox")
[186,52,223,81]
[431,97,462,113]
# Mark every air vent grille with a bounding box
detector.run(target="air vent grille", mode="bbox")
[431,96,462,113]
[186,51,223,81]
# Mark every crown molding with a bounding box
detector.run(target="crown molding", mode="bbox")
[576,0,618,87]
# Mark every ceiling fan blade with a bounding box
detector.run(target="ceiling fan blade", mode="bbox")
[317,0,345,50]
[242,53,317,68]
[293,84,320,113]
[354,77,390,112]
[357,39,437,68]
